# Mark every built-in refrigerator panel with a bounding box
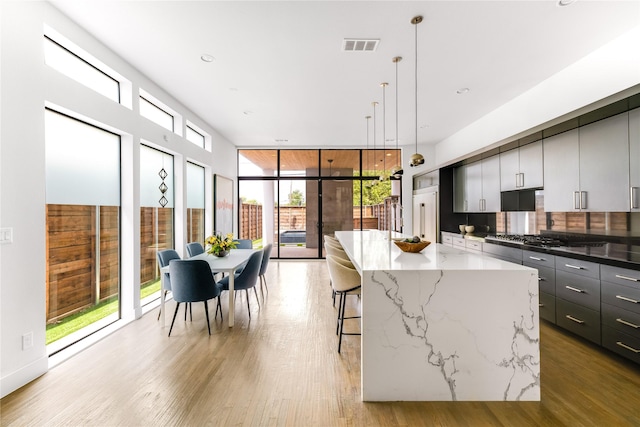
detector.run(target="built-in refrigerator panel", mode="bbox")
[413,186,439,243]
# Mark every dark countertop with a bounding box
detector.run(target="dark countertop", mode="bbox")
[482,239,640,270]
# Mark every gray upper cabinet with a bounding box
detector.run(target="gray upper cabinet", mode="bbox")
[543,129,580,212]
[482,155,501,212]
[544,113,630,212]
[630,108,640,211]
[454,156,500,213]
[500,140,543,191]
[499,148,519,191]
[579,113,629,212]
[465,161,483,212]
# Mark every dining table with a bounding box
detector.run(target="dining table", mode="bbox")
[160,248,258,328]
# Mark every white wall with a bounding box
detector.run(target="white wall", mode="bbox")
[0,1,237,397]
[434,25,640,168]
[402,24,640,237]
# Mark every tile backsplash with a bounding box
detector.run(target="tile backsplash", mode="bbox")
[495,192,638,236]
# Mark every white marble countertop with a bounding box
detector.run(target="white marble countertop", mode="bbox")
[335,230,535,273]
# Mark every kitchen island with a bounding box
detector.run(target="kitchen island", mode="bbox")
[335,230,540,402]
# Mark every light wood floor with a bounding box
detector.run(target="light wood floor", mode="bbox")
[2,260,640,426]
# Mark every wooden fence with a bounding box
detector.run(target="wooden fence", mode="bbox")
[46,204,119,323]
[240,203,263,241]
[140,207,174,286]
[46,201,387,323]
[238,203,386,242]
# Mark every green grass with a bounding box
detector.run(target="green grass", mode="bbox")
[46,279,161,345]
[141,279,161,299]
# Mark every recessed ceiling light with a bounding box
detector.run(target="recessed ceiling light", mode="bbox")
[243,111,252,115]
[200,54,215,62]
[456,87,470,94]
[557,0,578,6]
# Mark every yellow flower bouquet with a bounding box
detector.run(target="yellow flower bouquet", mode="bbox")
[205,232,238,257]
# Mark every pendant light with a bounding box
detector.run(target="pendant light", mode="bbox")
[410,15,425,167]
[391,56,403,178]
[372,101,379,185]
[379,82,389,181]
[364,115,372,187]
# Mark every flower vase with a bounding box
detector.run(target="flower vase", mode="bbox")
[213,249,229,257]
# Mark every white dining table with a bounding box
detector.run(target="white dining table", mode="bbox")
[160,248,258,328]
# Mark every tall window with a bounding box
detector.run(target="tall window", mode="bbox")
[44,109,121,350]
[44,36,120,103]
[187,162,205,244]
[140,145,174,304]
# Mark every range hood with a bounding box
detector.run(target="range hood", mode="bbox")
[500,189,539,212]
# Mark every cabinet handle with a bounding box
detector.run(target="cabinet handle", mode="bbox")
[616,318,640,329]
[565,285,584,293]
[616,295,639,304]
[573,191,580,210]
[616,341,640,354]
[539,303,544,307]
[515,173,520,188]
[529,256,544,261]
[538,277,546,282]
[565,315,585,324]
[564,263,584,270]
[520,173,525,188]
[580,191,587,210]
[631,187,639,210]
[615,274,640,283]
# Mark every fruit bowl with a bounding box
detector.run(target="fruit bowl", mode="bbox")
[394,240,431,253]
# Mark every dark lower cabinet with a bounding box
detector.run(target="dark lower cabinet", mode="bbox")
[480,243,640,363]
[602,303,640,338]
[556,298,601,345]
[602,326,640,364]
[539,292,556,323]
[600,264,640,364]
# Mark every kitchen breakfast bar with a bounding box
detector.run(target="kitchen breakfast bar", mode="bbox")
[335,231,540,402]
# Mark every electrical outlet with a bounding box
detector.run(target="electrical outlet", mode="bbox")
[22,332,33,350]
[0,227,13,244]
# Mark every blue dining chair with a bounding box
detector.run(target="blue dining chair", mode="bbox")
[186,242,205,257]
[231,239,253,275]
[258,243,273,297]
[168,259,224,336]
[219,249,263,318]
[233,239,253,249]
[156,249,183,321]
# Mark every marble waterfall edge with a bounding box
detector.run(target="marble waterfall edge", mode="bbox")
[361,268,540,401]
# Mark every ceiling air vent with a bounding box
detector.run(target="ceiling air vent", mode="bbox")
[342,39,379,52]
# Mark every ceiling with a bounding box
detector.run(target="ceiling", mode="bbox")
[49,1,640,150]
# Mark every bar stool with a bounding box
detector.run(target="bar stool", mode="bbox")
[326,255,361,353]
[324,243,353,306]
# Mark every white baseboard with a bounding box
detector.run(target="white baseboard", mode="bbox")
[0,355,48,398]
